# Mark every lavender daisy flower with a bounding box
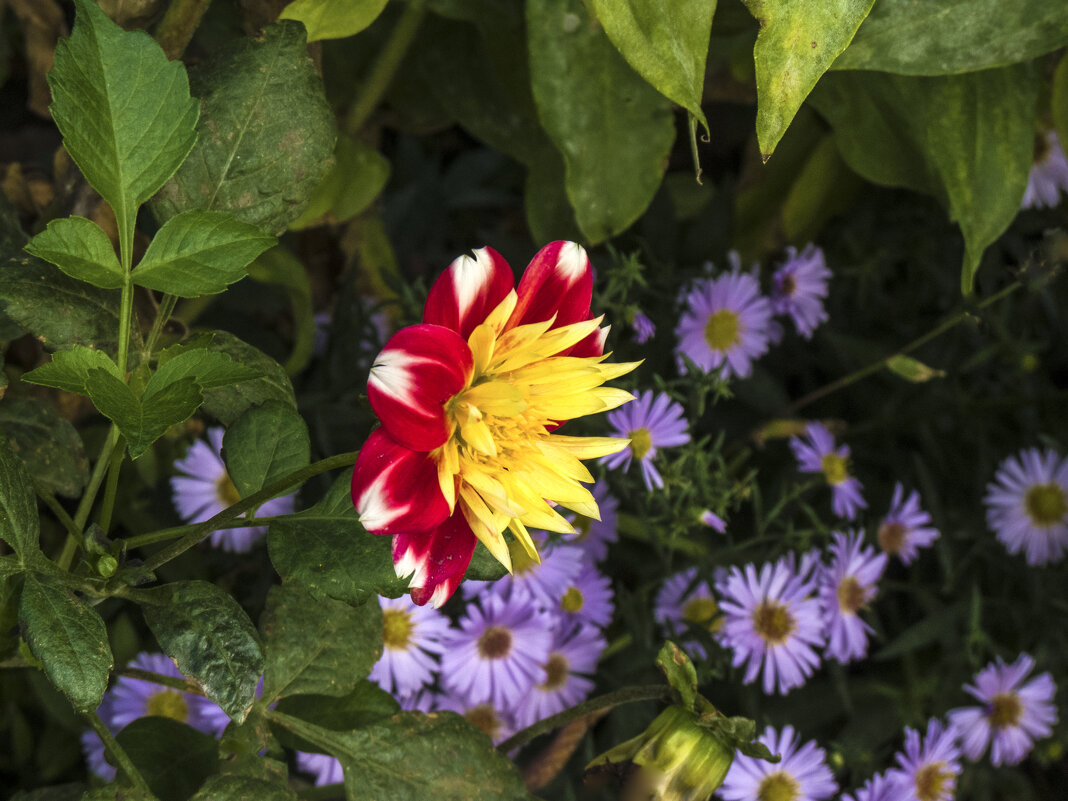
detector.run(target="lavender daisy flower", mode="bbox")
[368,594,451,699]
[463,539,584,611]
[984,447,1068,565]
[655,568,721,660]
[171,428,296,552]
[558,564,615,629]
[440,592,554,710]
[297,751,344,786]
[601,390,690,491]
[877,483,940,564]
[716,558,824,695]
[700,509,727,532]
[675,271,775,379]
[819,531,887,664]
[790,423,867,520]
[771,244,831,339]
[631,310,656,343]
[885,719,962,801]
[946,653,1057,766]
[513,622,605,728]
[562,482,619,562]
[841,773,897,801]
[435,692,518,745]
[1022,130,1068,210]
[719,724,837,801]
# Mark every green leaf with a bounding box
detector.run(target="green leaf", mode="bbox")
[49,0,198,249]
[527,0,675,244]
[132,211,276,298]
[0,436,41,560]
[147,349,261,394]
[267,471,408,605]
[0,397,89,498]
[810,64,1037,293]
[781,134,862,245]
[24,217,124,290]
[271,682,399,753]
[200,333,298,426]
[0,559,24,658]
[886,355,946,383]
[288,136,390,230]
[832,0,1068,75]
[222,401,310,499]
[142,580,264,724]
[245,247,316,375]
[190,774,298,801]
[80,787,156,801]
[152,21,336,236]
[465,543,508,582]
[279,0,389,42]
[741,0,875,158]
[589,0,714,131]
[116,717,219,801]
[18,572,113,712]
[260,584,382,704]
[22,346,122,396]
[10,785,88,801]
[1054,55,1068,152]
[656,641,698,711]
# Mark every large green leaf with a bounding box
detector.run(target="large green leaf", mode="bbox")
[0,398,89,499]
[590,0,714,130]
[146,349,262,394]
[24,217,124,290]
[116,717,219,801]
[260,584,382,704]
[19,572,113,712]
[190,774,298,801]
[222,401,310,500]
[271,682,398,753]
[741,0,875,158]
[527,0,675,244]
[142,580,264,724]
[832,0,1068,75]
[22,346,121,396]
[279,0,389,42]
[810,64,1037,293]
[152,21,336,236]
[49,0,198,250]
[288,136,391,230]
[0,436,41,561]
[199,332,297,425]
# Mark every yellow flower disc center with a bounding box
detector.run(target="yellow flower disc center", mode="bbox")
[1024,483,1067,527]
[541,653,569,691]
[382,608,413,650]
[757,771,800,801]
[820,453,848,485]
[683,597,718,625]
[561,587,585,613]
[988,692,1023,729]
[215,471,241,506]
[704,309,741,351]
[914,762,952,801]
[878,521,906,554]
[836,577,867,614]
[752,601,795,645]
[779,273,797,298]
[465,704,501,739]
[629,427,653,460]
[478,625,513,660]
[146,689,188,722]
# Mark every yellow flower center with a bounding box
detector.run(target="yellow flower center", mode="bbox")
[878,520,907,554]
[757,771,800,801]
[561,587,585,613]
[914,761,952,801]
[752,601,795,645]
[779,272,797,298]
[682,596,722,632]
[836,577,867,614]
[145,689,188,722]
[382,608,413,650]
[704,309,741,351]
[628,427,653,460]
[820,452,848,485]
[477,625,513,660]
[465,704,501,739]
[988,692,1023,729]
[1024,483,1067,527]
[215,471,241,506]
[540,653,569,691]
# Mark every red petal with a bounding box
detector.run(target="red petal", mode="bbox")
[351,428,451,535]
[394,513,477,608]
[423,247,515,339]
[367,324,472,452]
[509,241,593,331]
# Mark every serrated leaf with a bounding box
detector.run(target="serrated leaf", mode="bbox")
[142,580,264,724]
[279,0,389,42]
[190,774,298,801]
[116,717,219,801]
[527,0,675,244]
[832,0,1068,75]
[222,401,310,499]
[289,136,390,230]
[260,584,382,704]
[132,211,276,298]
[741,0,875,158]
[18,572,113,712]
[49,0,198,249]
[200,332,298,426]
[590,0,714,130]
[152,21,336,236]
[271,682,399,753]
[0,397,89,498]
[22,346,121,396]
[147,349,261,394]
[24,217,124,290]
[0,436,41,560]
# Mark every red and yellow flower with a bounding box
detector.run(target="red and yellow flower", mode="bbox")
[351,242,637,606]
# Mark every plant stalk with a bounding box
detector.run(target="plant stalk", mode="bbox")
[155,0,213,60]
[85,710,153,794]
[62,425,122,570]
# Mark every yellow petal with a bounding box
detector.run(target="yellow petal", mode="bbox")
[546,434,632,459]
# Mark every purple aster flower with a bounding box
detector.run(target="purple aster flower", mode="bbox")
[841,773,897,801]
[557,564,615,630]
[877,483,940,564]
[631,310,656,343]
[819,530,887,664]
[984,447,1068,566]
[400,689,436,712]
[719,724,837,801]
[655,568,722,660]
[675,270,775,379]
[463,538,584,611]
[771,244,831,339]
[601,389,690,491]
[368,594,451,699]
[171,427,296,552]
[440,592,554,710]
[513,622,605,728]
[297,751,344,786]
[434,692,518,745]
[716,557,824,695]
[1022,130,1068,210]
[946,653,1057,766]
[561,482,619,562]
[700,509,727,532]
[790,423,867,520]
[885,718,962,801]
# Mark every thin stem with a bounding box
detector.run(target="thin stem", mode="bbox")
[144,293,179,357]
[116,276,135,380]
[787,280,1023,413]
[155,0,213,60]
[85,710,153,795]
[125,515,293,549]
[33,482,79,540]
[97,437,127,534]
[344,0,427,136]
[117,666,205,696]
[63,426,121,570]
[496,685,671,753]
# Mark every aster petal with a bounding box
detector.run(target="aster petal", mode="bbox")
[508,241,594,331]
[423,246,515,339]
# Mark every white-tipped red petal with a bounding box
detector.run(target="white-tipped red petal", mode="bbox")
[396,514,478,608]
[509,241,593,331]
[423,247,515,339]
[367,324,473,452]
[351,428,451,535]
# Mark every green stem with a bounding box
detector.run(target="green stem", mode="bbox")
[344,0,427,136]
[117,666,205,695]
[85,710,153,795]
[155,0,213,60]
[787,280,1023,413]
[129,451,358,576]
[116,275,135,380]
[62,425,122,570]
[125,515,294,549]
[97,436,127,535]
[144,293,179,357]
[496,684,671,753]
[33,482,79,541]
